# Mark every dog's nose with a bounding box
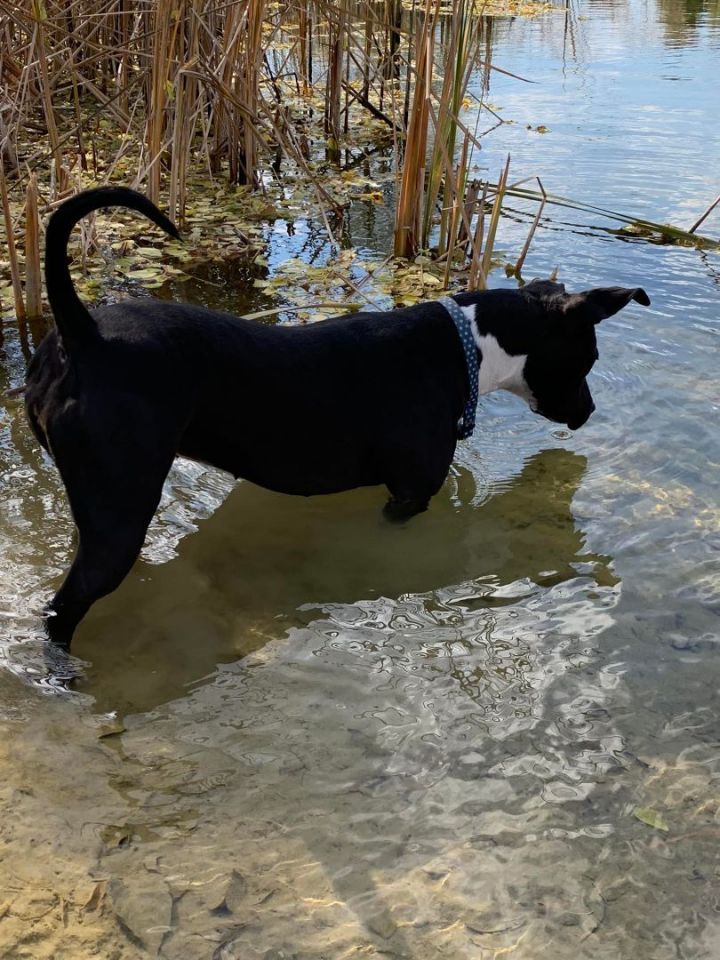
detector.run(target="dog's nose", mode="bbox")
[567,402,595,431]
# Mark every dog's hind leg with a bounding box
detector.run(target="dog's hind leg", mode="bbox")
[44,403,179,648]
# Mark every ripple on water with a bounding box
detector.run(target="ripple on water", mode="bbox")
[2,0,720,954]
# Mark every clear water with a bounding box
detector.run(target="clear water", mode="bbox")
[1,1,719,957]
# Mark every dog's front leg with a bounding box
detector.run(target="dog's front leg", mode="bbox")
[381,429,456,523]
[382,496,430,521]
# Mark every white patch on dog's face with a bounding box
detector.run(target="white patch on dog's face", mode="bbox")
[460,304,536,407]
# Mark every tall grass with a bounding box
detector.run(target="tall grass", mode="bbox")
[0,160,25,320]
[0,0,545,313]
[23,173,42,319]
[393,0,438,259]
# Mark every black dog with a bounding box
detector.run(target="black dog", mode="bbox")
[25,187,649,647]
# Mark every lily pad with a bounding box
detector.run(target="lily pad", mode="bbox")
[126,267,164,280]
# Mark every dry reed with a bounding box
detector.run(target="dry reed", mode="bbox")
[24,173,42,320]
[0,0,547,316]
[0,161,25,319]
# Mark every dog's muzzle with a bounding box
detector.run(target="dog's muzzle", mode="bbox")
[566,400,595,430]
[533,381,596,431]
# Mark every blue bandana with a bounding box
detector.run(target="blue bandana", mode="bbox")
[439,296,479,439]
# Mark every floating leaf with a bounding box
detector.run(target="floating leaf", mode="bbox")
[111,239,136,254]
[97,717,126,739]
[633,807,669,831]
[82,880,107,912]
[209,870,247,916]
[126,267,164,280]
[358,191,384,203]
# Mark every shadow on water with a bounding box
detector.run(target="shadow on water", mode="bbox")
[70,447,615,715]
[64,449,622,960]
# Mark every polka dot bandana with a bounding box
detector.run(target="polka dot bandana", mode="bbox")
[439,296,479,439]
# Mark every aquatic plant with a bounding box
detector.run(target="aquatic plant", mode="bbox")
[1,0,714,322]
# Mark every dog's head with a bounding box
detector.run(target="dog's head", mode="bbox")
[515,279,651,430]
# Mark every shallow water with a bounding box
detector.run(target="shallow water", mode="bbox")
[1,0,720,957]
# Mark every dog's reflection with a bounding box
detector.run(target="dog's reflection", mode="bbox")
[76,447,615,713]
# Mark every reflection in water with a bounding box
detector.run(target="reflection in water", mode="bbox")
[656,0,720,43]
[78,448,612,715]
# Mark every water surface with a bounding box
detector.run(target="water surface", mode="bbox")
[1,0,719,957]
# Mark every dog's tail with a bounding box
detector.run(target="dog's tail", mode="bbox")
[45,186,180,348]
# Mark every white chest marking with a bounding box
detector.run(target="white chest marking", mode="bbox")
[460,304,535,403]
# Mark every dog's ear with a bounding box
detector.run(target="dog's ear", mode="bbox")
[563,287,651,324]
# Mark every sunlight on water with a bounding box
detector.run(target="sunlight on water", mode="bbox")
[1,0,720,957]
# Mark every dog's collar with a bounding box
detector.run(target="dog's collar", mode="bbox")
[439,296,479,439]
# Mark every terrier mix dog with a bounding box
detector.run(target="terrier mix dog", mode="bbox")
[25,187,649,647]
